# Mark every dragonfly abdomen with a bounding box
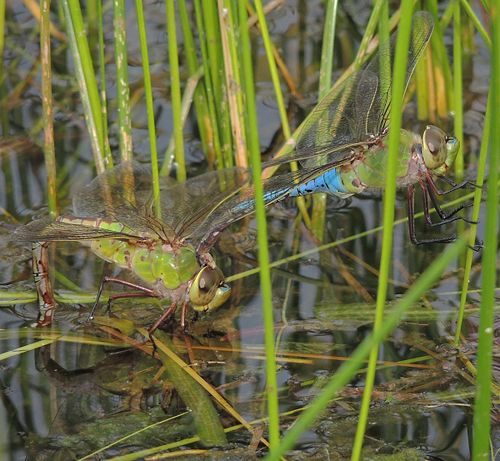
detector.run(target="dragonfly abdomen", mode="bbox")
[289,168,347,196]
[90,239,199,291]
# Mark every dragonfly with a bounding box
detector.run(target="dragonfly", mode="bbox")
[192,11,476,256]
[16,162,252,331]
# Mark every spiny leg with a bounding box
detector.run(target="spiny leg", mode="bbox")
[147,301,177,337]
[434,174,479,192]
[89,276,157,321]
[425,176,476,224]
[422,180,475,227]
[407,184,456,246]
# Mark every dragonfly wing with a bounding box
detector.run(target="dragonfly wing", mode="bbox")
[14,217,147,243]
[160,167,251,239]
[73,162,175,240]
[189,160,348,248]
[266,11,433,169]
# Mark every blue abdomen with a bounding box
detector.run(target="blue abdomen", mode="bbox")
[290,168,346,196]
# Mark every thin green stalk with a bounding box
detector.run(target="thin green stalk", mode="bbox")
[135,0,160,216]
[238,2,278,449]
[427,0,453,118]
[0,0,7,134]
[218,0,248,168]
[40,0,57,216]
[97,0,112,164]
[113,0,132,162]
[191,0,224,169]
[203,1,232,168]
[455,104,491,342]
[163,67,203,171]
[166,0,186,182]
[177,0,214,164]
[254,0,311,228]
[460,0,491,48]
[351,6,415,460]
[86,0,98,58]
[472,0,499,458]
[311,0,338,240]
[266,237,468,460]
[453,0,464,180]
[253,0,290,140]
[63,1,107,173]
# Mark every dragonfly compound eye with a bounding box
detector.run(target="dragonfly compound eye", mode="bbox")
[190,266,231,312]
[422,125,448,170]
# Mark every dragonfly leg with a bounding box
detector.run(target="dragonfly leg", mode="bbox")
[89,277,157,321]
[147,301,177,336]
[423,179,476,227]
[407,184,457,246]
[434,174,480,192]
[32,242,57,327]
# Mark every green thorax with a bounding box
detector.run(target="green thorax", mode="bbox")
[341,129,420,193]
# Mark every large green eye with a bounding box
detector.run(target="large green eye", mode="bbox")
[190,266,231,312]
[422,125,447,169]
[422,125,459,173]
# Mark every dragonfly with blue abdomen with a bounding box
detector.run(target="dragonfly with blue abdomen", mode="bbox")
[193,11,477,255]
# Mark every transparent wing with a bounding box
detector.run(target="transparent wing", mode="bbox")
[189,161,342,248]
[73,162,174,240]
[14,216,146,243]
[265,11,434,169]
[159,167,251,239]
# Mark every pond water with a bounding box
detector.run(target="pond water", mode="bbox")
[0,2,496,460]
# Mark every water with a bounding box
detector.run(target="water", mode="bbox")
[0,2,495,460]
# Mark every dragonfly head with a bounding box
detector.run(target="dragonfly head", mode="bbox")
[422,125,459,174]
[189,265,231,312]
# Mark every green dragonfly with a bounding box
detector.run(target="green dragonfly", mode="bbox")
[17,163,251,331]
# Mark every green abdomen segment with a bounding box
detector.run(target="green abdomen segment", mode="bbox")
[90,239,199,290]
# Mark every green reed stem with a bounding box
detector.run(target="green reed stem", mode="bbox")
[113,0,132,162]
[455,92,490,343]
[97,0,112,164]
[40,0,57,216]
[192,0,224,169]
[177,0,214,165]
[162,67,203,173]
[166,0,186,182]
[219,0,248,168]
[254,0,311,227]
[266,237,468,460]
[253,0,289,140]
[472,1,499,458]
[351,6,414,460]
[427,0,453,118]
[86,0,98,58]
[135,0,160,216]
[460,0,491,48]
[453,0,464,180]
[238,2,278,449]
[0,0,7,134]
[63,1,107,174]
[311,0,338,241]
[203,1,232,168]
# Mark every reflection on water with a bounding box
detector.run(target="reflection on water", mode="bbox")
[0,1,493,460]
